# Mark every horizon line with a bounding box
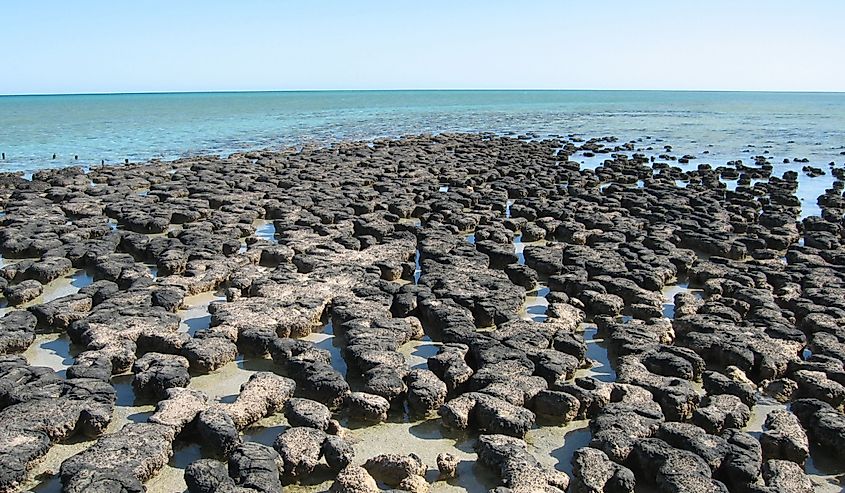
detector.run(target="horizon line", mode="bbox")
[2,88,845,97]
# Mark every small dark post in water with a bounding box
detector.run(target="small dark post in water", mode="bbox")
[124,158,129,164]
[52,153,56,159]
[74,155,78,160]
[101,160,105,165]
[1,152,4,160]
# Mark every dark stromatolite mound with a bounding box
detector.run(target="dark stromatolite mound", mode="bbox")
[330,465,379,493]
[228,442,285,493]
[0,310,37,355]
[224,372,296,430]
[346,391,390,423]
[59,422,176,492]
[284,397,333,431]
[132,351,191,399]
[628,438,729,492]
[476,434,570,492]
[28,292,92,329]
[570,447,635,493]
[184,459,237,493]
[148,387,209,434]
[760,408,809,464]
[273,426,353,478]
[790,398,845,459]
[362,453,428,491]
[4,279,43,306]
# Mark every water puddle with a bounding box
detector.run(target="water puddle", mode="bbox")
[22,333,74,374]
[303,321,348,377]
[521,286,549,323]
[578,325,616,383]
[399,335,441,370]
[254,219,278,244]
[178,290,226,335]
[0,268,94,317]
[528,418,592,478]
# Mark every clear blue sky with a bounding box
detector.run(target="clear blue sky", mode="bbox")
[2,0,843,94]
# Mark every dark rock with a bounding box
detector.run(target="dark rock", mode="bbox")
[346,391,390,423]
[436,452,459,479]
[691,394,751,434]
[60,422,176,493]
[228,442,284,492]
[196,407,241,458]
[131,352,191,399]
[760,409,808,464]
[0,310,37,355]
[184,459,236,493]
[476,434,569,492]
[4,279,43,306]
[363,453,426,488]
[226,372,296,429]
[330,465,379,493]
[791,398,845,459]
[181,332,238,373]
[406,368,447,415]
[285,397,332,431]
[570,446,635,493]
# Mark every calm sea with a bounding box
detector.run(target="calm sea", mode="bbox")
[1,90,843,216]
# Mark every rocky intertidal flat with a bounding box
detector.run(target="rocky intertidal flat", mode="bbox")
[0,133,844,492]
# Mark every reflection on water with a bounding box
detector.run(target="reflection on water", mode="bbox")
[303,321,348,377]
[178,290,225,335]
[578,325,616,383]
[22,333,74,373]
[254,219,278,244]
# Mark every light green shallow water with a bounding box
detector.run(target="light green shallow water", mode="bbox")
[1,90,843,176]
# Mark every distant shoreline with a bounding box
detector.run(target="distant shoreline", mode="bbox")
[3,88,845,98]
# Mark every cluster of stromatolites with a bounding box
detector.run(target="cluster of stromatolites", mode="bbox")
[0,132,843,493]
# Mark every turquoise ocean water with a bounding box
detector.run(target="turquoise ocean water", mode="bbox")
[1,90,843,215]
